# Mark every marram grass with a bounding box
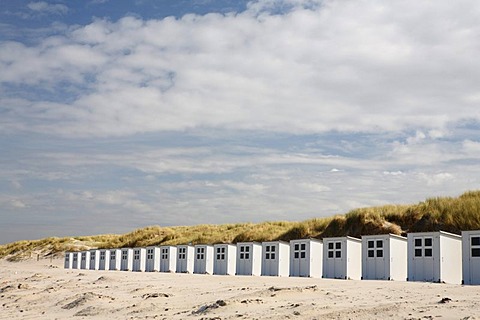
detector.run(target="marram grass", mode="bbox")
[2,190,480,261]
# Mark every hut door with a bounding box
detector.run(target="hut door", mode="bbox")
[238,245,251,274]
[160,248,168,271]
[292,243,308,276]
[216,247,226,274]
[196,247,205,272]
[178,247,186,271]
[470,236,480,284]
[326,241,344,278]
[413,237,434,281]
[367,239,386,279]
[264,245,276,276]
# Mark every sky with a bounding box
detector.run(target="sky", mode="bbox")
[1,0,480,244]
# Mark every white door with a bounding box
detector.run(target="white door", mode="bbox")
[327,241,344,278]
[160,248,168,271]
[366,239,386,279]
[470,235,480,284]
[178,248,186,272]
[215,246,227,274]
[196,247,206,273]
[412,237,434,281]
[238,245,251,274]
[146,248,154,270]
[292,242,308,276]
[263,245,276,275]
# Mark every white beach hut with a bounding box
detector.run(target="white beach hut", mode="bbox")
[120,248,134,271]
[213,244,237,275]
[80,251,91,270]
[407,231,462,284]
[290,239,323,278]
[261,241,290,277]
[132,247,147,272]
[109,249,122,271]
[462,230,480,285]
[361,234,407,281]
[73,252,81,269]
[194,245,214,274]
[64,252,73,269]
[236,242,262,276]
[145,246,160,272]
[176,245,194,273]
[89,249,100,270]
[323,236,362,280]
[159,246,177,273]
[98,249,110,270]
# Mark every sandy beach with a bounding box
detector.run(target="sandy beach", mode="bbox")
[1,258,479,320]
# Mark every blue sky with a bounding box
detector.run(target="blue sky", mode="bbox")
[1,0,480,244]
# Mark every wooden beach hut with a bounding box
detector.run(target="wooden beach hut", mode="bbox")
[323,236,362,280]
[120,248,134,271]
[361,234,407,281]
[236,242,262,276]
[462,230,480,285]
[176,245,194,273]
[407,231,462,284]
[98,249,110,270]
[89,249,100,270]
[109,249,122,271]
[80,251,91,270]
[132,247,146,272]
[145,246,160,272]
[213,244,237,275]
[289,239,323,278]
[261,241,290,277]
[194,244,214,274]
[73,252,81,269]
[64,252,73,269]
[159,246,177,273]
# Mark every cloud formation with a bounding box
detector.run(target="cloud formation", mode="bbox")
[2,0,480,137]
[1,0,479,243]
[27,2,69,15]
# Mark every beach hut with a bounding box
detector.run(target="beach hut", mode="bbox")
[159,246,177,273]
[176,245,194,273]
[109,249,122,271]
[98,249,110,270]
[236,242,262,276]
[323,236,362,280]
[80,251,91,270]
[462,230,480,285]
[72,252,80,269]
[132,247,147,272]
[89,249,100,270]
[213,244,237,275]
[290,239,323,278]
[64,252,73,269]
[145,246,160,272]
[194,245,214,274]
[261,241,290,277]
[407,231,462,284]
[120,248,134,271]
[361,234,407,281]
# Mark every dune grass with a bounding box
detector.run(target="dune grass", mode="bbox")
[2,190,480,261]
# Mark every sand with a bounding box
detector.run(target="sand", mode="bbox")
[0,259,479,319]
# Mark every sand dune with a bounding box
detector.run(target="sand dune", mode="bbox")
[1,258,479,319]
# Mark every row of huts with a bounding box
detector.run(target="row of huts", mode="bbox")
[64,230,480,285]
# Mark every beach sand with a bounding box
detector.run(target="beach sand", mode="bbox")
[1,258,479,319]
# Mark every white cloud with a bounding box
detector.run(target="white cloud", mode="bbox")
[1,0,480,137]
[27,2,68,15]
[11,199,27,209]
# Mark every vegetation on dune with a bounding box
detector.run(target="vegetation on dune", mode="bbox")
[2,190,480,261]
